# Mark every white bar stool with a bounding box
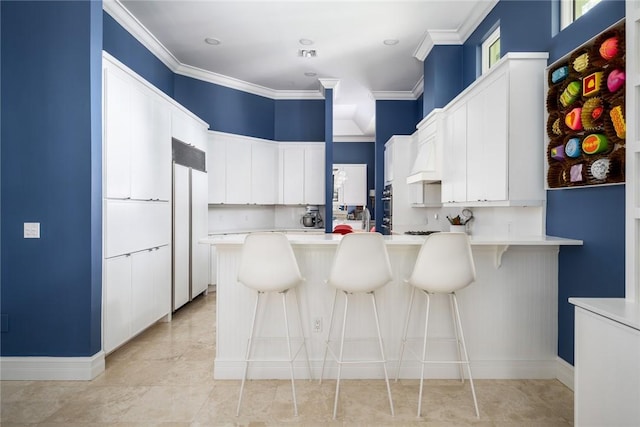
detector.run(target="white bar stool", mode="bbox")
[236,232,312,417]
[396,232,479,418]
[319,232,395,419]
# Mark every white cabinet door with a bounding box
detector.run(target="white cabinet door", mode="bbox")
[103,65,132,199]
[281,147,305,204]
[207,135,226,203]
[130,89,172,201]
[130,248,157,336]
[304,145,325,205]
[153,245,171,321]
[103,254,132,353]
[575,307,640,426]
[191,169,209,298]
[172,107,207,152]
[442,102,467,203]
[225,140,252,204]
[251,141,277,204]
[466,72,508,202]
[104,199,170,258]
[173,165,190,311]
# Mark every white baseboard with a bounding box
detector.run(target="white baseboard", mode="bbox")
[0,351,105,381]
[214,358,560,380]
[555,356,575,391]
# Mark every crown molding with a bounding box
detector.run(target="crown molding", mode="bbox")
[412,0,498,61]
[103,0,180,71]
[333,135,376,143]
[319,78,341,99]
[371,75,422,101]
[104,0,324,101]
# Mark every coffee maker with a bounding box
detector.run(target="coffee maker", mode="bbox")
[301,205,323,228]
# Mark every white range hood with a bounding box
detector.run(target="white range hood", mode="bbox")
[406,109,444,184]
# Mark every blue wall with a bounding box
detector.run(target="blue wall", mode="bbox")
[1,0,103,356]
[173,75,276,139]
[545,0,626,364]
[103,12,174,98]
[275,100,325,142]
[423,45,464,112]
[421,0,626,365]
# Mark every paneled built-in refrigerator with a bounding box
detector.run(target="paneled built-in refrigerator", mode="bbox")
[172,138,208,311]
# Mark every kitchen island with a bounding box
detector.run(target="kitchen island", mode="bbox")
[202,233,582,380]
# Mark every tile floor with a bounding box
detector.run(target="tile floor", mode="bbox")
[1,290,574,426]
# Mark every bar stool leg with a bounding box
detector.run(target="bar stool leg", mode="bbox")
[452,292,479,418]
[417,291,431,418]
[237,291,261,416]
[396,286,416,381]
[280,290,299,416]
[370,291,395,416]
[320,289,338,383]
[333,291,350,419]
[292,288,313,381]
[449,293,465,383]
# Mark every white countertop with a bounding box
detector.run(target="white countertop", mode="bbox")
[569,297,640,331]
[200,233,583,247]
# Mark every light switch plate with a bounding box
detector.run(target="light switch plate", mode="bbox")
[24,222,40,239]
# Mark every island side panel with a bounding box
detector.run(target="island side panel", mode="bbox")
[213,242,559,380]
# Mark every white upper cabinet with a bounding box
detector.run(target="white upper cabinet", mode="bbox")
[103,65,131,199]
[442,101,468,203]
[279,143,325,205]
[280,146,305,204]
[207,132,279,205]
[103,61,171,201]
[441,53,548,206]
[171,106,207,152]
[303,145,325,205]
[465,70,508,202]
[130,89,172,201]
[251,141,278,204]
[207,135,226,204]
[225,139,252,204]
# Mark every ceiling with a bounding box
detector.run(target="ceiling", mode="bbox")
[107,0,497,140]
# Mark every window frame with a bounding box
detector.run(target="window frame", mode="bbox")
[561,0,602,30]
[481,26,501,74]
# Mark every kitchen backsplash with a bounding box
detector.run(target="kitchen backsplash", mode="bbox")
[208,205,315,232]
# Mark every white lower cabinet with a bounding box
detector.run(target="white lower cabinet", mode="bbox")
[574,306,640,426]
[104,246,170,353]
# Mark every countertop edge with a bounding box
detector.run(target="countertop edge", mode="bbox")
[569,297,640,331]
[200,234,584,246]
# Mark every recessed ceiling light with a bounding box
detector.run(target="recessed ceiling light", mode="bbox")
[304,72,317,77]
[298,49,317,58]
[204,37,221,46]
[383,39,399,46]
[299,38,314,46]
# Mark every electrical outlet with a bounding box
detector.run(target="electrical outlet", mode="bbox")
[313,317,322,333]
[24,222,40,239]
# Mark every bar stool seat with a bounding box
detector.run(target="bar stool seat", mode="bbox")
[396,232,480,418]
[236,232,311,417]
[320,232,395,419]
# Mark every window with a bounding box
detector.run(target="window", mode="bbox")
[481,27,501,74]
[561,0,602,30]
